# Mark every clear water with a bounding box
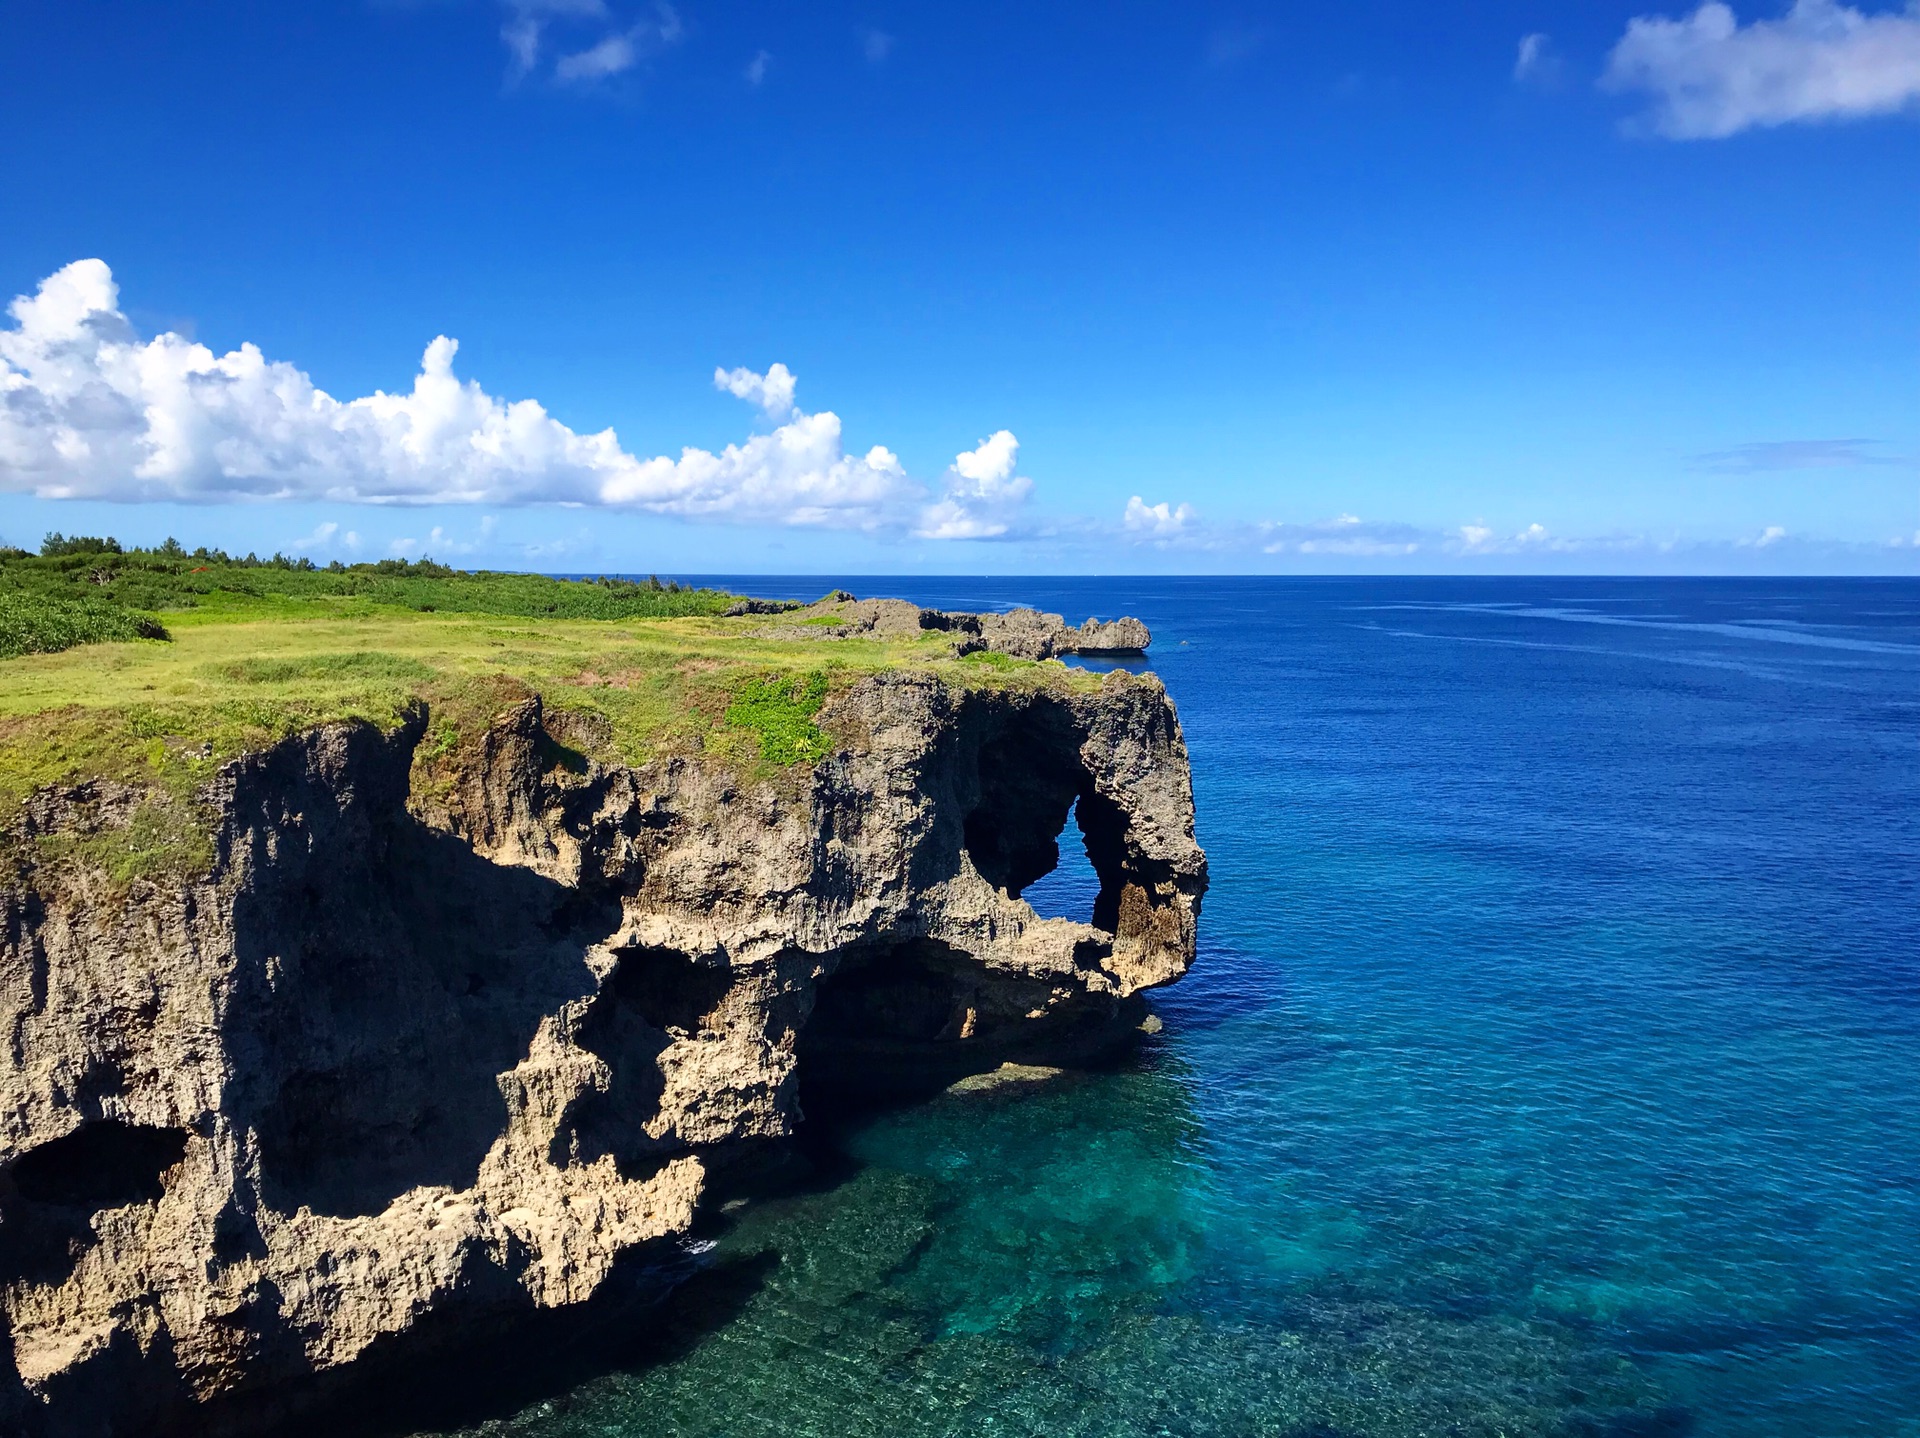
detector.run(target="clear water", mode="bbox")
[418,578,1920,1438]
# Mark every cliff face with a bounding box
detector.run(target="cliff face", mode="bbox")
[0,669,1205,1436]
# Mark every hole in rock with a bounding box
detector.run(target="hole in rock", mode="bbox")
[6,1121,187,1210]
[961,715,1136,930]
[548,948,733,1176]
[1019,798,1102,924]
[962,723,1081,899]
[806,939,970,1048]
[599,945,733,1036]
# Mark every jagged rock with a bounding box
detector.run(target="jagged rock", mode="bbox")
[1061,614,1152,654]
[755,594,1153,659]
[969,608,1152,659]
[0,666,1204,1436]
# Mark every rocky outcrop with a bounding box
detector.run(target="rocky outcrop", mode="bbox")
[753,594,1153,658]
[0,666,1203,1436]
[967,609,1151,659]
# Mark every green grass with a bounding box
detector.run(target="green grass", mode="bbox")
[210,652,439,685]
[0,535,1118,888]
[724,671,832,765]
[960,648,1022,670]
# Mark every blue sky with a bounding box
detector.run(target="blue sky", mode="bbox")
[1,0,1915,574]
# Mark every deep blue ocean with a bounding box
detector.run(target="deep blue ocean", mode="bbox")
[422,577,1920,1438]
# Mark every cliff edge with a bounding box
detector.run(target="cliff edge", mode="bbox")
[0,654,1204,1435]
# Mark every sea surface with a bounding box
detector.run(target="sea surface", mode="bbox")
[413,578,1920,1438]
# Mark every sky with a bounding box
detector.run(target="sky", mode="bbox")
[1,0,1916,575]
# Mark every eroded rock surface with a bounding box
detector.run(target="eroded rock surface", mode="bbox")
[0,667,1203,1436]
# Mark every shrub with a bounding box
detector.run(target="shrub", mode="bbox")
[0,592,169,659]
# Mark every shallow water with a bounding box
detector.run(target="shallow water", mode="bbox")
[419,578,1920,1438]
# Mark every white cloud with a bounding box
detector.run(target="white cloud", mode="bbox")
[913,431,1035,539]
[1514,32,1565,85]
[745,49,771,85]
[1603,0,1920,138]
[1454,520,1560,553]
[1755,523,1788,545]
[288,521,339,553]
[0,260,1031,536]
[1123,496,1194,538]
[500,0,680,87]
[860,27,895,63]
[555,31,640,81]
[714,361,796,418]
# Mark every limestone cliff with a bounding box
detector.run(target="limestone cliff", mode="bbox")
[0,665,1204,1436]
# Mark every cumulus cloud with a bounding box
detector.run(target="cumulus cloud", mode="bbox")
[914,432,1035,539]
[1602,0,1920,138]
[0,260,1034,536]
[1123,496,1195,539]
[501,0,681,87]
[714,362,796,418]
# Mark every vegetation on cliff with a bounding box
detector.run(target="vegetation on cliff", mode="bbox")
[0,535,1112,885]
[3,534,735,626]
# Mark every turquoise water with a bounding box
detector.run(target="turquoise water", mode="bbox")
[420,579,1920,1438]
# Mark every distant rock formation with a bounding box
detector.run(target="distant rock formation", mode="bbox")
[751,594,1153,659]
[0,660,1202,1435]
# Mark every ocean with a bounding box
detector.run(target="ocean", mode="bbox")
[410,577,1920,1438]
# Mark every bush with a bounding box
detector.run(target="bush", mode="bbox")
[0,592,169,659]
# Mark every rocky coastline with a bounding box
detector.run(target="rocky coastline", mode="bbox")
[0,616,1204,1437]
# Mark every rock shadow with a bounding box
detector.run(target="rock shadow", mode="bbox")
[219,728,625,1221]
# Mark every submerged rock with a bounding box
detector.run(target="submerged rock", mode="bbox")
[0,662,1203,1436]
[944,1062,1067,1094]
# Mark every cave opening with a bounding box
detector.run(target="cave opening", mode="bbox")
[0,1121,192,1289]
[5,1120,188,1211]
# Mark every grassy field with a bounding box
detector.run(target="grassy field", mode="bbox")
[0,539,1103,884]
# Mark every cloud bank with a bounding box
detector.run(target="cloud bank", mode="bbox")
[0,260,1032,538]
[1603,0,1920,137]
